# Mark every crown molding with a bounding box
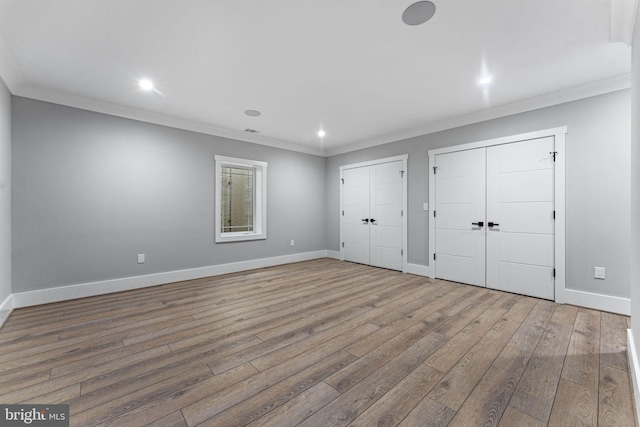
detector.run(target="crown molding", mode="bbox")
[325,74,632,156]
[12,85,325,157]
[611,0,638,45]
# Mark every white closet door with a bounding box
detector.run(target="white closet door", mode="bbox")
[370,161,404,270]
[341,160,405,271]
[434,149,487,286]
[342,166,370,265]
[486,137,555,299]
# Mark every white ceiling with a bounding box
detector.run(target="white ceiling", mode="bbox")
[0,0,635,156]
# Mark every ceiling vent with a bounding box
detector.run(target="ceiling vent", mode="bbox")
[244,128,259,133]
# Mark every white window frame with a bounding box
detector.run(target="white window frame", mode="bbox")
[215,155,267,243]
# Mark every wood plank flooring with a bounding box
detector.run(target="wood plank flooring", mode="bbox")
[0,258,636,426]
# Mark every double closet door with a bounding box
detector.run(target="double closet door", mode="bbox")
[341,158,406,271]
[433,137,556,300]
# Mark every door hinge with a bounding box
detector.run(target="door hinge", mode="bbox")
[401,249,404,255]
[342,210,344,216]
[342,242,344,248]
[341,178,344,184]
[433,210,436,218]
[401,210,404,217]
[553,210,556,219]
[433,253,436,261]
[553,268,556,278]
[433,166,438,174]
[550,151,558,162]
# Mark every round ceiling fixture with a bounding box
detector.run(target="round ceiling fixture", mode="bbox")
[402,1,436,26]
[244,109,262,117]
[317,129,326,138]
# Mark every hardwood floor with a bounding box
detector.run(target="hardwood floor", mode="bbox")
[0,258,636,426]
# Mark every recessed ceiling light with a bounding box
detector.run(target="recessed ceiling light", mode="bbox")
[245,109,261,117]
[138,79,154,91]
[402,1,436,26]
[317,130,326,138]
[478,75,493,86]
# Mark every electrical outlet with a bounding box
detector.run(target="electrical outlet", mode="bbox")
[138,254,145,264]
[594,266,605,280]
[290,240,295,247]
[423,203,429,211]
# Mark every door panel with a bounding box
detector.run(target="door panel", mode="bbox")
[435,177,477,205]
[375,225,403,247]
[375,161,404,183]
[498,169,554,202]
[370,161,404,271]
[486,138,555,300]
[343,227,369,265]
[436,229,476,258]
[498,202,554,234]
[375,183,403,205]
[495,263,554,300]
[434,149,486,286]
[436,255,484,285]
[436,149,481,177]
[372,246,403,271]
[342,167,370,265]
[493,137,554,172]
[375,205,403,226]
[434,203,475,230]
[497,233,554,266]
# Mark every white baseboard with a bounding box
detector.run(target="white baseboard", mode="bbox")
[0,293,13,328]
[561,288,630,315]
[628,329,640,427]
[5,253,633,318]
[406,263,432,277]
[11,250,331,309]
[325,250,341,260]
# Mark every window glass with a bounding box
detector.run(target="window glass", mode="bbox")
[221,166,254,233]
[215,156,267,242]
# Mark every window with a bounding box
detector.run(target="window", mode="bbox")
[215,155,267,242]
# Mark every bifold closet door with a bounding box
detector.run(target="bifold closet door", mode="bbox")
[434,149,487,286]
[342,161,404,271]
[486,137,555,300]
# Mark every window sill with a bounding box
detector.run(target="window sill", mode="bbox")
[215,232,267,243]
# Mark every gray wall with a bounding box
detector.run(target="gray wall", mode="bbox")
[327,90,631,299]
[631,9,640,369]
[0,78,10,307]
[9,89,634,303]
[12,97,327,293]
